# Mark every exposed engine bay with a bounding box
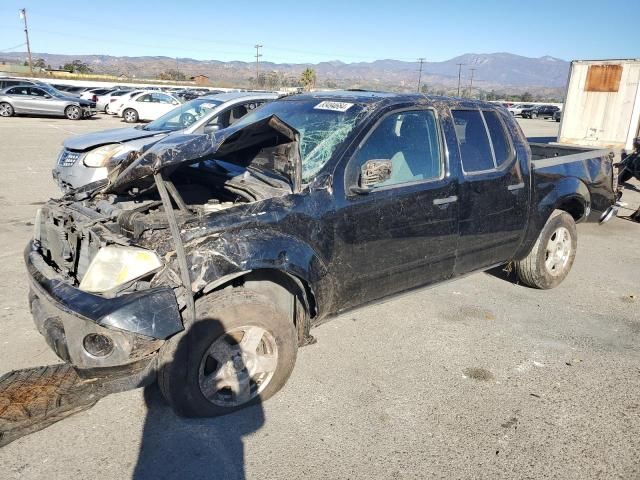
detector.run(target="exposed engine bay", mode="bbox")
[35,159,290,288]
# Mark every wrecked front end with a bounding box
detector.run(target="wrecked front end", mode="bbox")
[25,114,300,382]
[27,200,183,380]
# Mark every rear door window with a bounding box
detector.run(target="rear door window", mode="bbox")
[482,110,511,167]
[7,86,29,95]
[452,110,494,172]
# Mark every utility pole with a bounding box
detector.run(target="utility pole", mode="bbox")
[468,68,476,98]
[417,57,426,93]
[254,44,263,88]
[456,63,465,97]
[19,8,33,75]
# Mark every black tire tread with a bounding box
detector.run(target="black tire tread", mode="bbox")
[515,210,576,289]
[158,288,297,417]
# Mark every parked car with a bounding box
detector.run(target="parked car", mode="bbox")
[50,84,87,96]
[119,91,183,123]
[521,105,560,119]
[53,92,279,190]
[28,91,616,418]
[96,89,132,113]
[0,77,47,90]
[507,104,534,116]
[553,110,562,122]
[0,84,96,119]
[107,89,148,116]
[80,88,116,104]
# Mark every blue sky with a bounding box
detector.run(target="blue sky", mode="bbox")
[0,0,638,63]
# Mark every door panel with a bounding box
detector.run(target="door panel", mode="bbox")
[451,109,529,274]
[336,180,459,309]
[331,109,459,310]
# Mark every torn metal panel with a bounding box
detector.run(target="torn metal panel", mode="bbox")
[106,114,301,194]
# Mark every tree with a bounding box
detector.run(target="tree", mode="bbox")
[300,68,316,91]
[33,58,46,69]
[158,69,186,81]
[62,60,92,74]
[521,91,533,102]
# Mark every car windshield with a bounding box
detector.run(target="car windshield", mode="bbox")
[40,85,65,97]
[231,98,369,182]
[143,97,223,132]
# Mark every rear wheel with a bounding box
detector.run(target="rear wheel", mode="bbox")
[65,105,82,120]
[158,289,298,417]
[0,102,14,117]
[123,108,139,123]
[515,210,577,289]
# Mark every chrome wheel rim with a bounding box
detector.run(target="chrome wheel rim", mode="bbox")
[544,227,571,276]
[124,110,136,122]
[0,104,11,116]
[198,325,278,407]
[67,106,80,119]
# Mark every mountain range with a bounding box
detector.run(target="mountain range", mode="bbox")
[0,51,569,95]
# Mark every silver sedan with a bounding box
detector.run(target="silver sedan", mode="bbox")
[0,84,96,120]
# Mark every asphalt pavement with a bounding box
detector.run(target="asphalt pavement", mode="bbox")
[0,113,638,479]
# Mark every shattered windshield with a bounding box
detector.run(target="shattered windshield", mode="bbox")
[144,97,223,132]
[231,98,368,181]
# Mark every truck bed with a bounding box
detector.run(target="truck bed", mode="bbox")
[529,143,615,220]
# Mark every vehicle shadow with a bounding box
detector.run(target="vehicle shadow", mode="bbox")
[484,263,519,284]
[133,318,265,480]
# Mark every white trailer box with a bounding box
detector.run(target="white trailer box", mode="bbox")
[558,59,640,152]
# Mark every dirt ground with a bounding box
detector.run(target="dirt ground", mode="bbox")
[0,113,638,479]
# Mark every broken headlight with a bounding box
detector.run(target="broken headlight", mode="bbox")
[83,144,133,168]
[79,245,162,293]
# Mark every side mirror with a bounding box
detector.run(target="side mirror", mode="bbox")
[43,94,51,99]
[204,123,221,134]
[172,100,179,105]
[350,159,392,194]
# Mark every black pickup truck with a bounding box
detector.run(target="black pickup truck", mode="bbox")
[25,91,615,416]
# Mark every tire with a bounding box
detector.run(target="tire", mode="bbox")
[531,112,538,119]
[180,112,196,127]
[158,289,298,417]
[515,210,577,289]
[0,102,14,117]
[65,105,82,120]
[123,108,139,123]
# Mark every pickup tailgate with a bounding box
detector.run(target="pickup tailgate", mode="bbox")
[530,143,615,217]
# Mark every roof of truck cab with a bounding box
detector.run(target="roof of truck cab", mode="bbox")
[282,90,503,110]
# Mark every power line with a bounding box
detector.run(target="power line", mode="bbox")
[19,8,33,74]
[254,44,263,86]
[417,57,425,93]
[456,63,465,97]
[0,42,26,52]
[468,68,476,98]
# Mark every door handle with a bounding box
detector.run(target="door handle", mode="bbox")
[433,195,458,206]
[507,182,525,192]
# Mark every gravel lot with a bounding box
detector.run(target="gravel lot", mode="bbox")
[0,113,638,479]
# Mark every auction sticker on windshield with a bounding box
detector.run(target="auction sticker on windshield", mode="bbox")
[314,101,354,112]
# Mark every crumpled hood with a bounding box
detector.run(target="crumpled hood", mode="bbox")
[63,127,169,152]
[105,115,301,193]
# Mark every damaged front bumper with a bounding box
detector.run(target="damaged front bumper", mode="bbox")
[25,242,184,377]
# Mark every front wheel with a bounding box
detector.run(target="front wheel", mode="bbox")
[158,289,298,417]
[515,210,577,289]
[531,112,538,119]
[0,102,14,117]
[123,108,139,123]
[65,105,82,120]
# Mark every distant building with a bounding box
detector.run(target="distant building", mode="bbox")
[190,74,209,85]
